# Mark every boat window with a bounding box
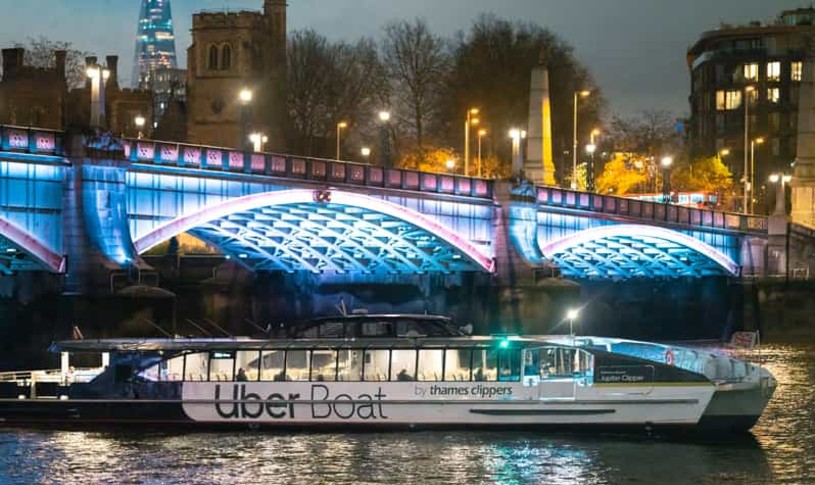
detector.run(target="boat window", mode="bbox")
[287,350,309,381]
[471,349,495,381]
[236,350,261,381]
[444,349,472,381]
[360,321,391,337]
[310,349,338,382]
[417,349,444,381]
[185,352,209,381]
[363,349,389,381]
[390,349,417,381]
[336,349,354,381]
[318,321,346,338]
[257,350,286,381]
[496,349,521,382]
[209,350,235,382]
[536,346,594,381]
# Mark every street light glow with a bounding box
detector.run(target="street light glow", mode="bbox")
[509,129,521,140]
[661,156,673,167]
[579,90,591,97]
[478,129,487,137]
[338,121,348,129]
[360,147,371,157]
[469,108,480,115]
[239,88,253,104]
[134,115,146,127]
[755,137,765,144]
[585,144,596,154]
[378,111,391,122]
[445,159,456,170]
[566,308,579,320]
[720,148,731,157]
[769,174,780,183]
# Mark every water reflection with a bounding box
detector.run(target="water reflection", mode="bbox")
[0,343,812,484]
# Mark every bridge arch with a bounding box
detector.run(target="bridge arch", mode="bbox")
[539,224,739,279]
[133,189,494,274]
[0,217,65,273]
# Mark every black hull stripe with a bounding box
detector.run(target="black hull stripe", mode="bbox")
[469,409,616,416]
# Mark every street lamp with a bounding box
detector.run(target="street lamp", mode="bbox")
[249,133,267,152]
[509,129,526,174]
[661,156,673,204]
[134,115,146,139]
[464,108,480,177]
[477,129,487,178]
[566,308,580,336]
[768,173,793,215]
[743,85,755,214]
[360,147,371,162]
[378,111,392,168]
[590,128,601,145]
[572,90,591,189]
[336,121,348,161]
[445,159,456,174]
[238,88,253,152]
[749,137,764,214]
[585,143,597,192]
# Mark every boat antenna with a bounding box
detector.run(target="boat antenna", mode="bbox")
[204,318,233,338]
[336,297,348,317]
[143,319,173,338]
[185,319,212,337]
[71,325,85,340]
[244,318,268,335]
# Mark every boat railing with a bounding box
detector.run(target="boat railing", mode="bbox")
[0,367,103,387]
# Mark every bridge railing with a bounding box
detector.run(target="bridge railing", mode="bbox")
[0,125,62,155]
[535,186,768,234]
[122,139,493,200]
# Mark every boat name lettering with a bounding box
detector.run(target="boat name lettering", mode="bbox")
[414,384,513,398]
[212,384,389,420]
[597,366,653,384]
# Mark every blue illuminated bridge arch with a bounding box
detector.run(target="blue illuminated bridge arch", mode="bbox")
[0,216,65,275]
[133,189,494,274]
[539,224,739,279]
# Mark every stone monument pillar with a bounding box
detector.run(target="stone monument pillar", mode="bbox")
[792,43,815,229]
[525,54,556,186]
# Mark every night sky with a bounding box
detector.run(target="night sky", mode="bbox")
[0,0,805,117]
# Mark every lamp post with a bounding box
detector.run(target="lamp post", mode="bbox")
[509,129,526,174]
[749,137,764,214]
[134,115,146,139]
[249,133,267,152]
[661,156,673,204]
[566,308,579,336]
[239,88,253,152]
[464,108,480,177]
[378,111,392,168]
[585,143,597,192]
[572,90,591,189]
[336,121,348,161]
[769,173,792,215]
[477,129,487,178]
[743,85,755,214]
[445,159,456,174]
[360,147,371,163]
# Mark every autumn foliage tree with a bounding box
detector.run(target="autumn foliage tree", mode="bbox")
[670,156,733,194]
[595,153,649,195]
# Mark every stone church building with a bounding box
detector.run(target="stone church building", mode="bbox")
[186,0,288,150]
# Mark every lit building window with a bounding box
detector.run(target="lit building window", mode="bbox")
[767,61,781,81]
[767,88,780,104]
[792,61,803,82]
[743,63,758,81]
[716,90,742,110]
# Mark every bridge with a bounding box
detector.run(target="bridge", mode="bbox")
[0,124,785,299]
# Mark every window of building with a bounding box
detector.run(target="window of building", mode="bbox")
[716,90,742,110]
[743,63,759,81]
[767,87,780,104]
[221,45,232,70]
[769,113,781,131]
[208,45,219,70]
[771,138,780,157]
[767,61,781,81]
[792,61,803,82]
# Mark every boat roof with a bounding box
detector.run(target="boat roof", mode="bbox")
[48,335,676,354]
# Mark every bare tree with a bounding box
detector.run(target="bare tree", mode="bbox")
[382,19,450,148]
[12,36,90,88]
[608,110,678,155]
[287,30,386,157]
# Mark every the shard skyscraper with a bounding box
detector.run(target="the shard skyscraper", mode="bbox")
[132,0,177,88]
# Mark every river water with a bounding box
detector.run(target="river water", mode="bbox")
[0,343,811,485]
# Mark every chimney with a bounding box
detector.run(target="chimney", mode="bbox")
[55,50,67,82]
[2,48,25,80]
[105,55,119,90]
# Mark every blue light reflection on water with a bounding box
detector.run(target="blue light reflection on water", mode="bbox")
[0,343,811,485]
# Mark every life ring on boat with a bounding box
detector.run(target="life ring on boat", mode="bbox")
[664,349,675,366]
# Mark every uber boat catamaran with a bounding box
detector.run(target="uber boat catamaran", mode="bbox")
[0,314,776,432]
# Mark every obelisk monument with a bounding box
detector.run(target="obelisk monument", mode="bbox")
[525,52,556,186]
